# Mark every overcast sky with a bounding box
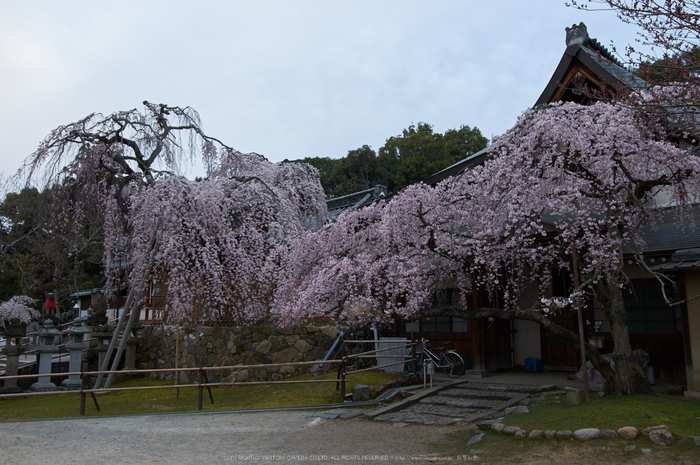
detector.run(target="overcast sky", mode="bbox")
[0,1,648,181]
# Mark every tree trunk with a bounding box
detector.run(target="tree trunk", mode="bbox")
[593,278,651,395]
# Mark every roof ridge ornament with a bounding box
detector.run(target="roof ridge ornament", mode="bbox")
[566,22,589,47]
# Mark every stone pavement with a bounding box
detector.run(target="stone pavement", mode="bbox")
[366,380,560,426]
[309,370,585,426]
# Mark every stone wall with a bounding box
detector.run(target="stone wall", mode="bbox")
[137,324,339,383]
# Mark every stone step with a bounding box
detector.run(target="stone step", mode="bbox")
[439,388,518,401]
[419,397,500,410]
[462,382,558,394]
[411,404,480,417]
[371,382,533,426]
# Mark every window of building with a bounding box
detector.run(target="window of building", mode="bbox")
[404,316,469,333]
[622,280,681,333]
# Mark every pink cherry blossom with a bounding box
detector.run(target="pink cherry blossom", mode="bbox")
[108,151,326,327]
[0,296,39,325]
[274,100,700,325]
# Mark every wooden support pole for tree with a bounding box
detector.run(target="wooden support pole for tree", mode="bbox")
[95,220,161,390]
[572,244,591,403]
[93,287,136,390]
[104,299,144,388]
[104,226,162,390]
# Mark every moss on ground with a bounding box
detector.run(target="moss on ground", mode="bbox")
[432,392,700,464]
[0,371,402,421]
[500,392,700,437]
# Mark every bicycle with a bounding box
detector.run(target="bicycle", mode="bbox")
[417,338,466,378]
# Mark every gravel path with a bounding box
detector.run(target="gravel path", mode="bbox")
[0,409,461,464]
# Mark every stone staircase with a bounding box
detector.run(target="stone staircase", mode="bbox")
[367,380,558,425]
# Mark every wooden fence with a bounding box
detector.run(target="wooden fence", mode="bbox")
[0,338,418,415]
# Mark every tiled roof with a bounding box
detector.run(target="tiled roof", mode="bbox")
[325,185,389,222]
[536,23,647,106]
[420,148,489,187]
[579,44,646,90]
[637,204,700,253]
[651,249,700,271]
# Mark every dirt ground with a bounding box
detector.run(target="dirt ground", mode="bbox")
[471,437,700,465]
[0,409,462,465]
[1,409,698,464]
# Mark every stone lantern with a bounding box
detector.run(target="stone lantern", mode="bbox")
[61,317,90,389]
[1,318,26,389]
[91,323,114,371]
[125,322,143,370]
[30,319,61,392]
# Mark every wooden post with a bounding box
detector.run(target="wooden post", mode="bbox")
[411,334,417,375]
[175,330,180,399]
[202,369,214,405]
[339,364,346,403]
[373,327,379,370]
[80,374,87,416]
[80,360,99,415]
[198,367,204,410]
[336,360,343,390]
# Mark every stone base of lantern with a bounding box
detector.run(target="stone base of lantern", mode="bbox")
[0,386,21,395]
[30,381,57,392]
[60,378,83,390]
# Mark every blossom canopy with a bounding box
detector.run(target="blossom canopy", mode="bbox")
[273,100,700,324]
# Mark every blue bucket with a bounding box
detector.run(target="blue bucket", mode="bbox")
[525,358,543,373]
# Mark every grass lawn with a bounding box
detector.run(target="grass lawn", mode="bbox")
[433,391,700,464]
[0,371,402,421]
[4,374,700,463]
[499,391,700,436]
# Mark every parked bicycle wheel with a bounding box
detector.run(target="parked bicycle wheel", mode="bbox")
[441,351,465,378]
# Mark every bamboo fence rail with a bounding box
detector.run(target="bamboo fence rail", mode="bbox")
[0,340,418,415]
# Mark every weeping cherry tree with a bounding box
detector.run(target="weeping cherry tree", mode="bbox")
[274,100,700,395]
[20,102,326,387]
